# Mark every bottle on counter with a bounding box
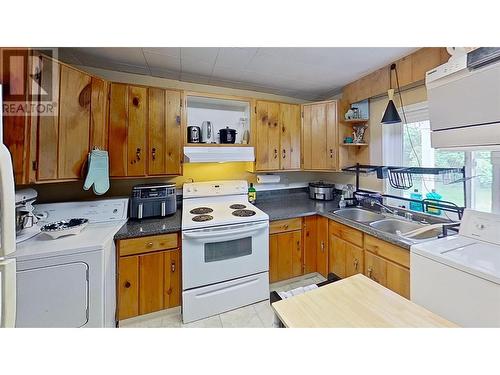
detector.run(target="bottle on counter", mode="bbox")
[248,183,257,204]
[409,189,424,212]
[338,194,347,209]
[426,189,442,215]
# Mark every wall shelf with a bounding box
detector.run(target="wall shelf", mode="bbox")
[341,143,368,147]
[340,118,369,124]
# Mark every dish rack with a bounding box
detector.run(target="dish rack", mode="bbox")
[341,164,467,219]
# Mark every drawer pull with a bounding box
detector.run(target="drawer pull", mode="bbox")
[146,242,153,248]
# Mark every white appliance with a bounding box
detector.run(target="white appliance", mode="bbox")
[8,198,128,327]
[181,180,269,323]
[411,209,500,327]
[0,84,17,328]
[183,146,254,163]
[426,47,500,150]
[201,121,215,143]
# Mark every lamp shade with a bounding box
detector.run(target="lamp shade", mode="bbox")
[381,89,401,124]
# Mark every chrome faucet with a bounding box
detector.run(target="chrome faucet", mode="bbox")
[369,200,398,215]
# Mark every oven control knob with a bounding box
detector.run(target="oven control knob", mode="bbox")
[186,188,191,193]
[193,188,198,192]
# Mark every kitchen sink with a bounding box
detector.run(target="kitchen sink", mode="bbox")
[332,208,385,223]
[369,219,441,240]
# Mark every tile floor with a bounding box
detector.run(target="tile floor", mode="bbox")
[120,272,326,328]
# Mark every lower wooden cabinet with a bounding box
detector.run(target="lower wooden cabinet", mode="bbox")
[364,248,410,299]
[269,229,302,283]
[303,215,329,278]
[117,236,181,321]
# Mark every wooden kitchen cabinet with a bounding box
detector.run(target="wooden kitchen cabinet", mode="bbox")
[364,236,410,299]
[269,218,303,283]
[255,100,300,171]
[328,220,364,279]
[109,83,182,177]
[302,215,328,278]
[301,100,338,170]
[117,234,181,321]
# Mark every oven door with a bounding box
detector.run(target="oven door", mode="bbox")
[182,220,269,290]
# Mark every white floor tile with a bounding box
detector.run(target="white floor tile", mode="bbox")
[219,305,264,328]
[182,315,222,328]
[254,300,275,328]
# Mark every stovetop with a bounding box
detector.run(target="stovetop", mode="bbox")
[181,195,268,230]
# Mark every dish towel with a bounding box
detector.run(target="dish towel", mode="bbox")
[83,149,110,195]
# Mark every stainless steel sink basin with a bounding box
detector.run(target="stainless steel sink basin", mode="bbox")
[369,219,441,240]
[332,208,385,223]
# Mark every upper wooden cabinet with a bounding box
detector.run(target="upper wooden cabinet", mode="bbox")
[255,100,300,171]
[301,100,338,170]
[109,83,182,178]
[32,57,103,182]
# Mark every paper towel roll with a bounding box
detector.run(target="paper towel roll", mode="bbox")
[257,174,280,184]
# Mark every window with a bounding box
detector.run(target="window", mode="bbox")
[383,101,496,214]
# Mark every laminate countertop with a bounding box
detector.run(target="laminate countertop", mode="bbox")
[272,274,457,328]
[114,192,439,250]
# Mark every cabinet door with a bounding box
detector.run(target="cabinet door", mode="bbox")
[127,85,147,176]
[255,101,280,170]
[148,87,167,175]
[269,233,279,283]
[303,216,317,274]
[108,83,128,177]
[165,90,182,175]
[329,235,346,278]
[139,252,164,315]
[386,261,410,299]
[90,77,109,150]
[364,252,387,287]
[345,242,363,277]
[163,248,181,308]
[310,103,327,169]
[280,103,300,170]
[326,101,338,170]
[35,56,60,181]
[301,104,312,169]
[316,216,329,277]
[291,230,303,278]
[58,65,91,179]
[276,231,293,281]
[118,256,139,320]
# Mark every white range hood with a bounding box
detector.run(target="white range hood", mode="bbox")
[183,146,255,163]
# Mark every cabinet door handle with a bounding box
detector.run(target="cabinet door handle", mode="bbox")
[171,261,176,273]
[176,115,181,125]
[274,149,278,159]
[367,267,372,278]
[296,240,300,251]
[136,148,141,161]
[354,258,359,270]
[152,147,156,160]
[282,149,286,159]
[124,281,131,288]
[330,149,334,158]
[320,241,325,252]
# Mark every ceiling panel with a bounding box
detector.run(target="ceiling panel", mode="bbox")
[58,47,417,100]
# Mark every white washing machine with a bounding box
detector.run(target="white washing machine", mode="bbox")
[8,198,128,328]
[411,209,500,327]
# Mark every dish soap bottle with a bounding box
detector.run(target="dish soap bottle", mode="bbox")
[426,189,442,215]
[248,183,257,204]
[409,189,423,212]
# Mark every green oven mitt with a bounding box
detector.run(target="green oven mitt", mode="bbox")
[83,149,110,195]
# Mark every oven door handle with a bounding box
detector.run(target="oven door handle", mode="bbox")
[183,222,268,239]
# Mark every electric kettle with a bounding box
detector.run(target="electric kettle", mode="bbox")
[201,121,215,143]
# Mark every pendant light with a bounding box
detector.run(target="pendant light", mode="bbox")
[381,63,402,124]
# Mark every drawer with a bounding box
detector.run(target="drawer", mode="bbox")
[329,221,363,247]
[119,233,179,257]
[270,218,302,234]
[364,235,409,268]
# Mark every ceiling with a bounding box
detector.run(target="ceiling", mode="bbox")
[59,47,416,101]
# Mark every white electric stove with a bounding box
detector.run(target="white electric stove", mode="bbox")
[181,180,269,323]
[411,209,500,327]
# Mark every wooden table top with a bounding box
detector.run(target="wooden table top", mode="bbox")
[271,274,457,328]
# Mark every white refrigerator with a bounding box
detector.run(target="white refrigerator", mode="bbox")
[0,84,17,328]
